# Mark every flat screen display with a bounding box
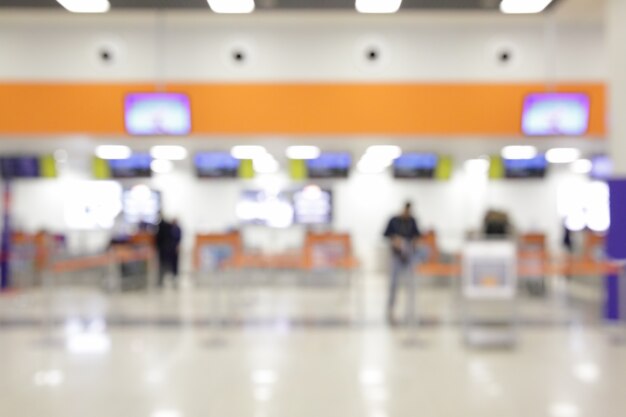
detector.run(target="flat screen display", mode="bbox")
[504,155,547,179]
[292,186,332,225]
[109,154,152,178]
[236,186,333,228]
[0,156,40,179]
[522,93,590,136]
[124,93,191,136]
[393,153,438,179]
[194,152,240,178]
[236,190,295,228]
[306,152,351,179]
[122,186,161,225]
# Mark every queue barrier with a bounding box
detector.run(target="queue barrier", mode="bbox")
[46,245,156,291]
[193,230,360,275]
[193,230,361,327]
[416,231,618,281]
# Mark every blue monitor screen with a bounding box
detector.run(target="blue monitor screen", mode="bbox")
[393,153,438,178]
[306,152,352,178]
[124,93,191,136]
[0,156,40,180]
[504,155,547,178]
[194,152,240,178]
[522,93,590,136]
[109,154,152,178]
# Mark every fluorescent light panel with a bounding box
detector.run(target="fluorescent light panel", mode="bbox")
[546,148,581,164]
[356,0,402,13]
[286,146,321,160]
[231,145,267,160]
[208,0,255,13]
[150,146,188,161]
[501,146,537,160]
[57,0,110,13]
[500,0,553,14]
[364,145,402,160]
[96,145,132,160]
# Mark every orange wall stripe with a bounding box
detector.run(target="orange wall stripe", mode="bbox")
[0,82,605,136]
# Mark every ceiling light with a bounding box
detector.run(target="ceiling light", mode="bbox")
[231,146,267,160]
[56,0,110,13]
[500,0,553,14]
[208,0,255,13]
[364,145,402,160]
[356,0,402,14]
[357,159,388,174]
[150,146,188,160]
[546,148,581,164]
[286,146,321,160]
[151,159,174,174]
[570,159,592,174]
[95,145,132,160]
[501,146,537,160]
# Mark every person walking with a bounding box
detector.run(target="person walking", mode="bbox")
[383,201,422,325]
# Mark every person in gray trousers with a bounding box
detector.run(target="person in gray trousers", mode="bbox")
[383,202,423,326]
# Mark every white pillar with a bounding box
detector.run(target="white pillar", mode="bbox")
[607,0,626,176]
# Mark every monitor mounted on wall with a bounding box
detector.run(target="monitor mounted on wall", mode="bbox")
[124,93,191,136]
[522,92,590,136]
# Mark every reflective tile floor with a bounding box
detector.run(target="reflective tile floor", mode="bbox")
[1,274,625,417]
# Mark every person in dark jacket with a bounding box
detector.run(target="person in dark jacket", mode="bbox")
[155,216,182,288]
[383,202,422,325]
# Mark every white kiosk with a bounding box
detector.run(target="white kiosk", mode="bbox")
[462,240,518,347]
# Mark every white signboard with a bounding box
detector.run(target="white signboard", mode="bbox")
[463,240,517,299]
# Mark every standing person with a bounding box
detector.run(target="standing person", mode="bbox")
[383,201,422,325]
[155,216,174,288]
[170,218,182,282]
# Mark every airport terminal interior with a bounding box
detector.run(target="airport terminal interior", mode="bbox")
[2,0,626,416]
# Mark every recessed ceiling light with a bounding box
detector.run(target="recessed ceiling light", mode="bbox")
[286,146,321,160]
[150,146,188,161]
[546,148,581,164]
[500,0,553,14]
[501,146,538,160]
[356,0,402,14]
[231,145,267,160]
[208,0,255,13]
[364,145,402,160]
[95,145,132,160]
[57,0,110,13]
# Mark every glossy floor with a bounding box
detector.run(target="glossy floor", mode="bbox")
[0,274,624,417]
